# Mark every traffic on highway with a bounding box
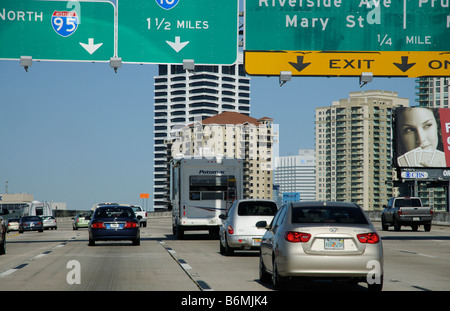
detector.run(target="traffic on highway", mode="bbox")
[1,213,449,294]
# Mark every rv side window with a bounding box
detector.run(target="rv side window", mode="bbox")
[190,192,201,200]
[189,175,235,201]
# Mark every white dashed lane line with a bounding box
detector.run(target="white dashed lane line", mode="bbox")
[0,235,76,278]
[158,241,213,291]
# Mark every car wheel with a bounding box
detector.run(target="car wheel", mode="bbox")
[132,238,140,246]
[424,224,431,232]
[381,216,388,231]
[88,237,95,246]
[224,236,234,256]
[394,219,401,231]
[175,225,184,239]
[259,253,270,283]
[0,236,6,255]
[219,237,225,255]
[272,258,286,290]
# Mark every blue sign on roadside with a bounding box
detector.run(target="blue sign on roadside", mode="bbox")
[283,192,300,203]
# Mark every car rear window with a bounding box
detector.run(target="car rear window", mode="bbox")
[395,198,421,207]
[95,207,135,219]
[22,216,41,221]
[292,205,368,224]
[238,202,278,216]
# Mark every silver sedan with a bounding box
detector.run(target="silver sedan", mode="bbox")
[257,201,383,291]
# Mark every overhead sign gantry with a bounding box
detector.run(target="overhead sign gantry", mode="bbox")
[0,0,239,67]
[244,0,450,77]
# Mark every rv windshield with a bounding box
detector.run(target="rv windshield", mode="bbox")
[189,175,236,201]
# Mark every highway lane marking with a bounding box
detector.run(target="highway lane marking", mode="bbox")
[0,236,76,278]
[158,240,213,291]
[0,263,28,278]
[178,259,192,270]
[32,250,52,260]
[398,249,438,259]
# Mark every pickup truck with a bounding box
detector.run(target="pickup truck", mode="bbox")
[129,205,147,227]
[381,197,433,231]
[0,208,8,255]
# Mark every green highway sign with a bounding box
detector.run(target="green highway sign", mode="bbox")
[244,0,450,52]
[118,0,238,65]
[0,0,115,62]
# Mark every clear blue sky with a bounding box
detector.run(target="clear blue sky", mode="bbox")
[0,59,416,210]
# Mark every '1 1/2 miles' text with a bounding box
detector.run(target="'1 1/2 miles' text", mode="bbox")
[147,18,209,30]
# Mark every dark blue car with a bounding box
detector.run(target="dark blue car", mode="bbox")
[19,216,44,233]
[88,205,140,246]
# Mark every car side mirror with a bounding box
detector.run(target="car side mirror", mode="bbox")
[0,209,9,216]
[219,214,226,220]
[256,220,268,229]
[85,216,91,220]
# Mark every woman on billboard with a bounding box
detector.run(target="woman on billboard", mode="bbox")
[396,107,446,167]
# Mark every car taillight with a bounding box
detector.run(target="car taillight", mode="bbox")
[91,221,105,229]
[124,221,138,228]
[357,232,380,244]
[227,225,234,234]
[398,208,403,216]
[284,231,311,243]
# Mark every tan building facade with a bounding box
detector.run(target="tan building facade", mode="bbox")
[170,111,276,200]
[315,91,409,211]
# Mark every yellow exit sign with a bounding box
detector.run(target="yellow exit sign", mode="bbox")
[244,51,450,77]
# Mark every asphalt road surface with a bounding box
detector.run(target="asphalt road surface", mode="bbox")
[1,217,449,292]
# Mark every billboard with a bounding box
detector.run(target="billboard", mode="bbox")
[394,107,450,168]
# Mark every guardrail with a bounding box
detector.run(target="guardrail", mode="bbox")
[366,211,450,226]
[55,210,450,226]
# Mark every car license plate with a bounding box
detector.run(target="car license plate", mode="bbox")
[252,238,261,246]
[109,223,119,229]
[413,217,420,221]
[324,238,344,250]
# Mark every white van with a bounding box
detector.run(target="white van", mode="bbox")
[219,199,278,256]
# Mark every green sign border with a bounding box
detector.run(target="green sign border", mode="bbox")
[0,0,115,62]
[117,0,239,65]
[244,0,450,52]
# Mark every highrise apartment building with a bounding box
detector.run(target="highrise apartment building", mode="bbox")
[153,61,251,209]
[315,91,409,211]
[416,77,449,108]
[273,149,316,201]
